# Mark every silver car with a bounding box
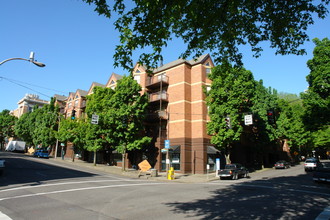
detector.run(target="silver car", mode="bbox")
[304,158,319,171]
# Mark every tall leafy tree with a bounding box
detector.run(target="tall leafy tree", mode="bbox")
[248,81,279,165]
[84,86,116,164]
[206,63,256,162]
[15,110,37,146]
[302,38,330,152]
[15,99,59,149]
[82,0,329,70]
[107,76,151,171]
[85,77,151,170]
[0,110,17,149]
[56,117,90,161]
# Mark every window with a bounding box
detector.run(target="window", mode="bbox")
[135,69,141,73]
[75,95,79,99]
[74,100,78,107]
[134,75,141,84]
[68,102,72,108]
[206,68,211,75]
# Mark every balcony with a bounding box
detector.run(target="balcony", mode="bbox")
[145,110,168,122]
[148,91,169,104]
[146,75,169,90]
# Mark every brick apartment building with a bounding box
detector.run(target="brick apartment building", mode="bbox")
[54,55,218,174]
[132,54,217,174]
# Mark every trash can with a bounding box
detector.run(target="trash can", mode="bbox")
[150,169,158,177]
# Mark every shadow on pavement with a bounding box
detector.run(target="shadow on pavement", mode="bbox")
[165,171,329,219]
[0,152,97,187]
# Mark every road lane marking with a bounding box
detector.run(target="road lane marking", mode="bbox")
[0,212,12,220]
[0,179,148,193]
[0,182,165,201]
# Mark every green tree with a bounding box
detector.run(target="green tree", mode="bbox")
[82,0,329,70]
[276,98,310,157]
[15,99,59,149]
[248,81,279,166]
[302,38,330,152]
[85,77,151,170]
[15,110,36,146]
[0,110,17,149]
[56,118,89,161]
[104,76,151,171]
[85,86,116,165]
[206,63,256,162]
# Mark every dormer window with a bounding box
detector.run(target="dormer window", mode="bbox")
[135,69,141,73]
[110,80,115,85]
[75,95,79,99]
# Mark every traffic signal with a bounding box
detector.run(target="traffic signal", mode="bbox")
[225,116,232,129]
[267,110,275,124]
[71,109,76,120]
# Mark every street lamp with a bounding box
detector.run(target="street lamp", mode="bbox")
[0,52,46,67]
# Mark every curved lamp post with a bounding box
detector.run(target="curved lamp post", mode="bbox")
[0,52,45,67]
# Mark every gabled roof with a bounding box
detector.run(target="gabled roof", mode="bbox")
[106,72,123,87]
[88,82,106,94]
[75,89,88,98]
[67,92,75,101]
[54,94,67,102]
[133,54,211,74]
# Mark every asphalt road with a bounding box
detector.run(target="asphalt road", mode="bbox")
[0,152,329,220]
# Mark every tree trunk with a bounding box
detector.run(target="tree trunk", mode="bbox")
[225,154,231,164]
[122,145,126,172]
[93,150,97,166]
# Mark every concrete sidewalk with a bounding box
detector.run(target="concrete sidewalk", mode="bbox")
[49,157,219,183]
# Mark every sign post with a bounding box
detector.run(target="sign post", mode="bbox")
[216,158,220,177]
[164,140,170,173]
[244,114,253,125]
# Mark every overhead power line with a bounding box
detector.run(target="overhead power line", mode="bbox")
[0,76,68,98]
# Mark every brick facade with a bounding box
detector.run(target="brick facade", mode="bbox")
[133,54,215,174]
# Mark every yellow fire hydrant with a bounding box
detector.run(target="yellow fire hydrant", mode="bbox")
[167,167,175,180]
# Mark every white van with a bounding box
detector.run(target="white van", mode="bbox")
[5,141,26,152]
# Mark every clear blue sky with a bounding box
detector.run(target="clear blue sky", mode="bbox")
[1,0,329,112]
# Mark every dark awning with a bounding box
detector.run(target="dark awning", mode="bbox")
[169,145,180,153]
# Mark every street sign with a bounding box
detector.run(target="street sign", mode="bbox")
[244,114,253,125]
[91,114,99,124]
[165,140,170,149]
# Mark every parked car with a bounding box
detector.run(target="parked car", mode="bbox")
[304,158,319,171]
[218,163,249,180]
[313,162,330,183]
[0,159,5,175]
[274,160,291,169]
[34,149,49,158]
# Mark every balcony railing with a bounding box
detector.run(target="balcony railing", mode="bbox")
[146,75,169,90]
[148,91,169,103]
